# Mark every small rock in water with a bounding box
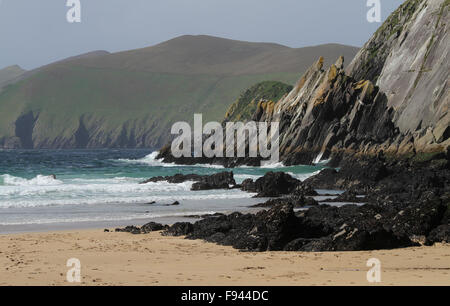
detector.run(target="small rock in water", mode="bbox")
[164,201,180,206]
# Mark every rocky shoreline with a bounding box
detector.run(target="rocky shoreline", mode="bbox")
[116,151,450,252]
[133,1,450,252]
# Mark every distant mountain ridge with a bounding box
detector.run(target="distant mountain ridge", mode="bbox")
[0,65,26,89]
[78,35,358,75]
[0,35,359,149]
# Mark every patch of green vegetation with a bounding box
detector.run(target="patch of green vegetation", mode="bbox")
[224,81,293,122]
[374,0,423,39]
[410,151,445,163]
[358,0,424,82]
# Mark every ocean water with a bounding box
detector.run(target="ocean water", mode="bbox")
[0,149,325,233]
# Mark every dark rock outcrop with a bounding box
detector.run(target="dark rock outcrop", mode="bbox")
[425,225,450,245]
[240,171,300,197]
[124,148,449,252]
[115,225,142,234]
[140,222,167,233]
[320,190,366,203]
[252,196,318,208]
[186,204,303,251]
[191,172,236,191]
[140,171,236,191]
[141,173,205,184]
[162,222,194,237]
[115,222,168,234]
[178,202,422,252]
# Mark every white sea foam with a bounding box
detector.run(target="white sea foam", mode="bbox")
[1,174,63,186]
[0,192,255,209]
[234,174,262,181]
[313,152,324,164]
[0,211,221,226]
[288,170,321,181]
[0,178,193,196]
[115,151,225,168]
[260,161,285,168]
[237,161,286,169]
[116,151,164,166]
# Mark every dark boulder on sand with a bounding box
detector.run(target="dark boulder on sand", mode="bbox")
[115,225,142,234]
[182,203,421,252]
[425,225,450,245]
[383,199,447,240]
[179,194,446,251]
[140,222,167,233]
[186,204,302,251]
[162,222,194,236]
[292,204,418,251]
[115,222,167,234]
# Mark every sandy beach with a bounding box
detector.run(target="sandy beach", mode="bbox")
[0,229,449,286]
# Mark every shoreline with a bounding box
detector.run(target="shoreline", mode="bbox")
[1,228,449,286]
[0,196,270,235]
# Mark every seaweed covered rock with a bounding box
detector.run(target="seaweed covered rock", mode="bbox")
[162,222,194,237]
[140,222,167,233]
[252,196,318,208]
[290,183,319,197]
[425,225,450,245]
[186,204,303,251]
[115,225,141,234]
[115,222,167,234]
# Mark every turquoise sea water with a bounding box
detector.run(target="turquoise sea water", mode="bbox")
[0,149,325,232]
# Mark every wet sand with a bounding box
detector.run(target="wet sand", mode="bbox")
[0,229,449,286]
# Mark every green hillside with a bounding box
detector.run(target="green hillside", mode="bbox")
[224,81,293,122]
[0,35,359,149]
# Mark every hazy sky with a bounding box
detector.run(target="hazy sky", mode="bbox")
[0,0,404,70]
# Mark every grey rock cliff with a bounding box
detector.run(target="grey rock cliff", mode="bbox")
[248,0,449,165]
[347,0,449,153]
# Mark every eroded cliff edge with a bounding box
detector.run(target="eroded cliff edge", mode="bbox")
[159,0,449,166]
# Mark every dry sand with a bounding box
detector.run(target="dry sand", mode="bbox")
[0,229,449,286]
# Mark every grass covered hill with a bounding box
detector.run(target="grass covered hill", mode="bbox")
[0,35,359,149]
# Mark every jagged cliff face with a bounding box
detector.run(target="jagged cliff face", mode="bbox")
[253,0,449,165]
[256,56,396,164]
[347,0,449,152]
